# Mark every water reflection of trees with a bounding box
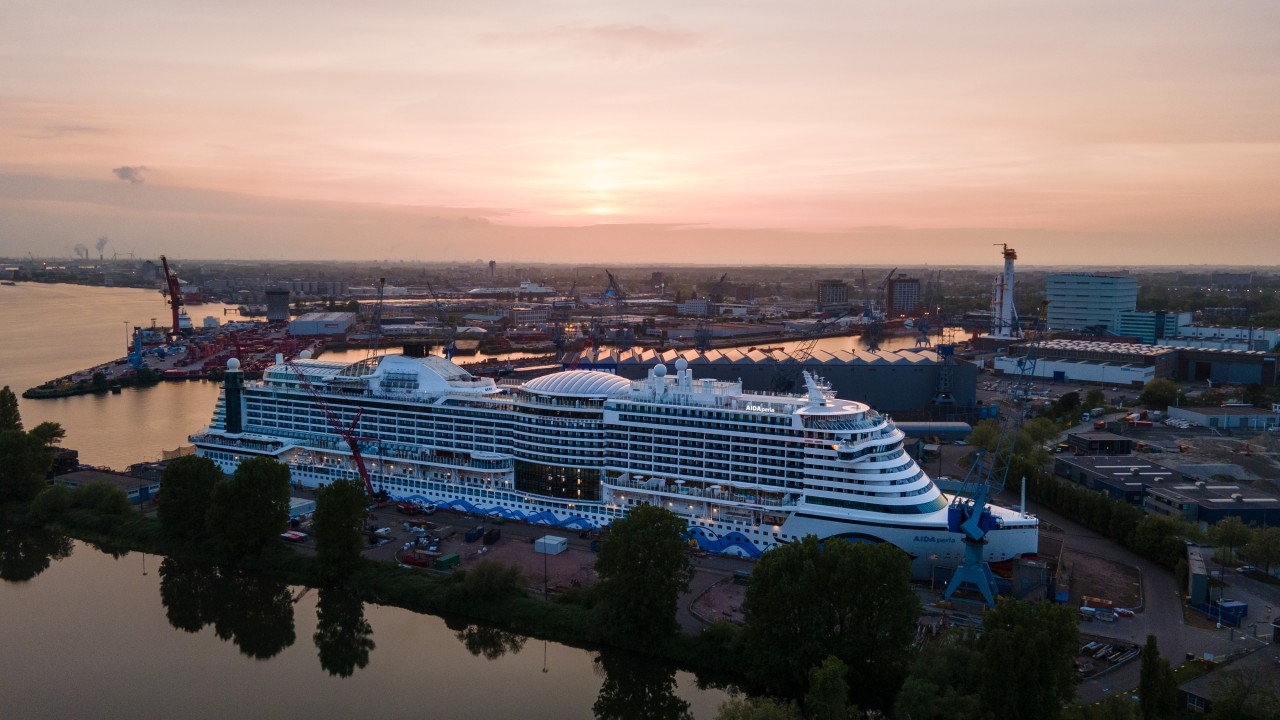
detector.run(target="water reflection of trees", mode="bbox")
[0,521,72,582]
[158,558,296,660]
[313,586,375,677]
[593,649,692,720]
[445,615,526,660]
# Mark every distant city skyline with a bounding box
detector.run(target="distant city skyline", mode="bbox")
[2,1,1278,264]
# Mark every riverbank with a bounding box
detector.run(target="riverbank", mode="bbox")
[22,369,162,399]
[21,502,747,686]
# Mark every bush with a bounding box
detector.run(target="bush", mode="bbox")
[458,560,526,602]
[70,483,133,515]
[28,484,73,522]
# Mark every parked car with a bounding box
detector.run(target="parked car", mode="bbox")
[1237,565,1258,574]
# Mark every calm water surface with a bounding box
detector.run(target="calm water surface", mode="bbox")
[0,283,728,719]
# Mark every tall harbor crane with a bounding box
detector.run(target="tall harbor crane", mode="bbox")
[603,269,627,324]
[159,255,184,334]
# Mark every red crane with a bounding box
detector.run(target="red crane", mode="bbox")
[567,337,593,370]
[286,360,379,499]
[159,255,183,333]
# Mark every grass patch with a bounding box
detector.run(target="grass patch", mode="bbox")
[1172,659,1214,685]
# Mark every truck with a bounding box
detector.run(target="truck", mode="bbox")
[1091,407,1106,420]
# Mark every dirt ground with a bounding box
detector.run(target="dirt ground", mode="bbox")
[693,579,747,624]
[353,507,600,592]
[1063,549,1142,609]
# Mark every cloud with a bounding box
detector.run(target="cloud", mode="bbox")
[112,166,148,184]
[481,24,708,61]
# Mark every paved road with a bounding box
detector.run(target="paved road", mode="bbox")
[1028,503,1272,703]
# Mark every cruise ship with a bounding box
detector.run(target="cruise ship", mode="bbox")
[191,352,1038,574]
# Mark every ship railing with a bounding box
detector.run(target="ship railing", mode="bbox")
[189,432,285,453]
[603,475,793,506]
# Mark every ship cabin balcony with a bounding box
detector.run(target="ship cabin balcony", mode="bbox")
[603,472,795,507]
[190,432,286,454]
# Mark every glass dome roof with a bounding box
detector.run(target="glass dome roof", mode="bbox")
[521,370,631,397]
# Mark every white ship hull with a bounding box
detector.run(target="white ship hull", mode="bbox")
[193,353,1038,579]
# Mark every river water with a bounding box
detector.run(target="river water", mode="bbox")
[0,282,728,719]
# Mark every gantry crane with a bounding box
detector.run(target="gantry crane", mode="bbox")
[943,429,1014,607]
[159,255,184,334]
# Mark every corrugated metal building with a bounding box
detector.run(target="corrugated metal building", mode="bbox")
[564,346,977,414]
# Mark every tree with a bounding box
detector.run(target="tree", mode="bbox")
[0,386,22,431]
[29,422,65,447]
[1242,526,1280,575]
[893,630,984,720]
[459,559,525,602]
[743,537,919,709]
[594,504,693,646]
[158,455,223,540]
[70,482,132,515]
[1137,635,1176,720]
[1207,663,1280,720]
[977,599,1079,720]
[1057,391,1080,412]
[1209,516,1254,564]
[1139,380,1180,411]
[1084,387,1107,410]
[805,656,852,720]
[0,429,55,504]
[205,456,291,557]
[311,477,368,579]
[91,371,108,391]
[715,697,803,720]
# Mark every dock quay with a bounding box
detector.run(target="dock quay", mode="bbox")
[23,322,323,399]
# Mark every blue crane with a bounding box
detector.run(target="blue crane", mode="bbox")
[942,429,1014,607]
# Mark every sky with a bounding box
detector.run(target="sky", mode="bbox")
[2,1,1278,265]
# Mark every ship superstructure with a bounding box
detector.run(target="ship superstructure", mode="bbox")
[192,353,1037,572]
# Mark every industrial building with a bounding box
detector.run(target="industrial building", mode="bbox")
[1167,324,1280,352]
[1066,432,1134,456]
[55,469,162,505]
[1053,455,1174,504]
[994,340,1174,386]
[1167,406,1280,431]
[566,346,977,416]
[1145,481,1280,527]
[1045,273,1137,332]
[289,312,358,337]
[993,339,1279,388]
[1053,454,1280,527]
[1112,310,1191,344]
